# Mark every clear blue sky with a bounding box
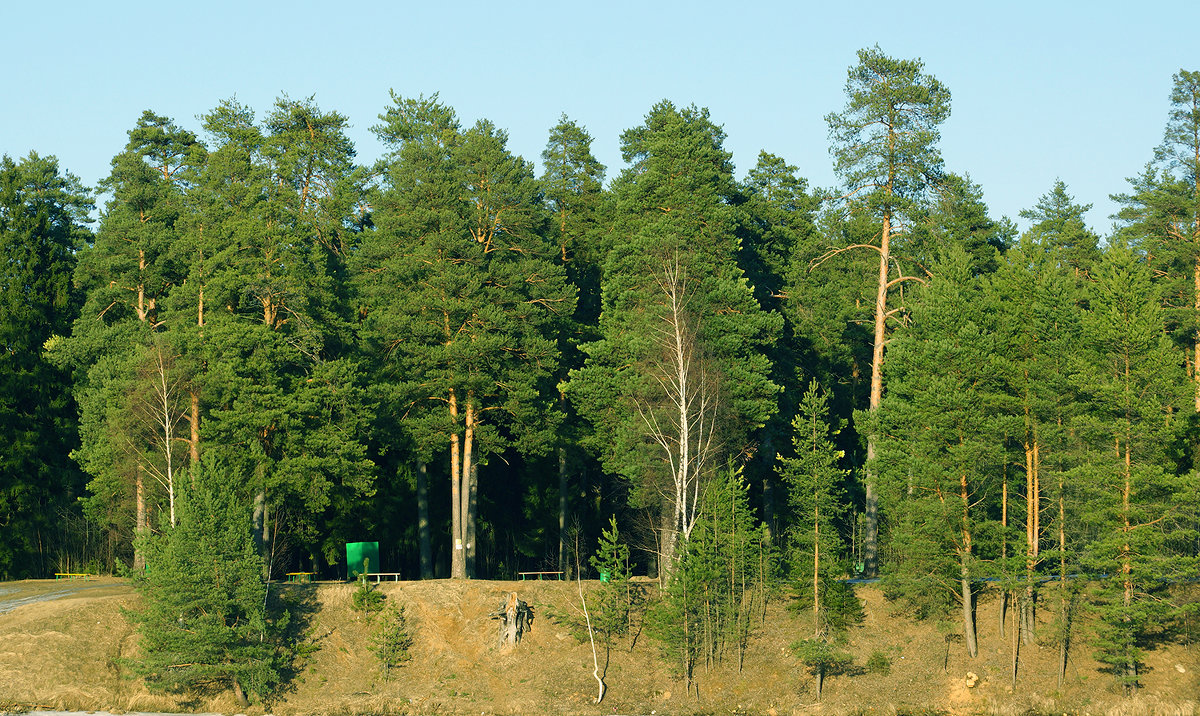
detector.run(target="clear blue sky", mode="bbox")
[3,1,1197,233]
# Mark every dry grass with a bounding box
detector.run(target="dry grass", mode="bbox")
[0,577,1196,715]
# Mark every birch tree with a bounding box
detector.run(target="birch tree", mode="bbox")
[568,101,779,580]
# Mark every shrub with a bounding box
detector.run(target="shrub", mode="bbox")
[866,649,891,675]
[371,604,413,680]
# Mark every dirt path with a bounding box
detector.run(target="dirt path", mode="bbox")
[0,579,131,614]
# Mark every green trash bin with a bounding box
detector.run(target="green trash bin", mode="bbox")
[599,571,610,583]
[346,541,379,580]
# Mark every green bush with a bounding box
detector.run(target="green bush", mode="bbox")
[866,649,891,675]
[352,573,385,614]
[371,604,413,680]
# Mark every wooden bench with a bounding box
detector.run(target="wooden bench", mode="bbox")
[364,572,402,583]
[54,573,93,580]
[518,571,563,581]
[285,572,314,583]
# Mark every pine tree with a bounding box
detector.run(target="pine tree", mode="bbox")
[871,247,999,658]
[568,101,780,579]
[359,93,573,579]
[1070,243,1191,694]
[777,381,849,635]
[129,468,286,706]
[0,152,92,577]
[824,46,951,577]
[983,234,1084,680]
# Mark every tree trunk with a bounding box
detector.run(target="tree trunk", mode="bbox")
[762,434,776,545]
[960,466,978,658]
[189,390,200,488]
[960,571,978,658]
[133,464,146,572]
[232,677,249,709]
[558,446,568,575]
[449,389,465,579]
[1057,476,1070,688]
[999,472,1008,638]
[1010,596,1020,690]
[863,212,892,579]
[417,460,432,579]
[1024,439,1040,644]
[464,395,477,578]
[1122,441,1136,694]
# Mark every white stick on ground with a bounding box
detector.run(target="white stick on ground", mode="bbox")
[578,575,606,703]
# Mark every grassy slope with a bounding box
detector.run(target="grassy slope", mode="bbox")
[0,578,1197,715]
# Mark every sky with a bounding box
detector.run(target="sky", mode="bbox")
[3,1,1198,234]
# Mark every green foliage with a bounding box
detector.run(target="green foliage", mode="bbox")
[791,638,853,701]
[1020,180,1100,276]
[1070,244,1192,691]
[128,470,287,703]
[872,248,1000,620]
[568,101,780,575]
[865,649,891,675]
[646,467,772,686]
[370,603,413,681]
[588,515,632,640]
[0,152,91,577]
[352,573,385,615]
[779,381,852,634]
[827,45,951,223]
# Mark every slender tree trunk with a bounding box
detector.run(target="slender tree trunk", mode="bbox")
[190,248,203,488]
[449,389,465,579]
[863,212,892,579]
[762,435,776,545]
[1010,595,1020,690]
[960,468,978,658]
[1024,439,1040,644]
[1000,470,1008,638]
[1122,441,1136,693]
[189,391,200,487]
[1057,473,1070,688]
[1193,254,1199,413]
[133,464,146,571]
[463,396,477,578]
[417,460,432,579]
[253,462,268,567]
[813,498,821,637]
[558,446,568,575]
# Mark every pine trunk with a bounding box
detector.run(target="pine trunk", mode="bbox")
[557,446,567,575]
[417,460,432,579]
[449,389,465,579]
[960,467,978,658]
[133,465,146,571]
[863,212,892,579]
[464,395,477,578]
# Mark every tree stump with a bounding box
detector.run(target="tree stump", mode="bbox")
[490,592,534,648]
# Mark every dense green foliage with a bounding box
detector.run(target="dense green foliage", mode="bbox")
[4,50,1200,698]
[128,470,287,704]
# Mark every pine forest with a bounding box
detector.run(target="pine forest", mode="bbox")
[3,48,1199,699]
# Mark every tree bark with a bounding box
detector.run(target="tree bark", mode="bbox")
[863,212,892,579]
[133,464,146,572]
[558,446,568,575]
[464,395,477,578]
[1023,439,1040,644]
[417,460,432,579]
[449,389,465,579]
[960,467,978,658]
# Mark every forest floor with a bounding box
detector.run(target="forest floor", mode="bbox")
[0,576,1197,716]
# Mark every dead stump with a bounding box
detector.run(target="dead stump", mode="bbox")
[490,592,534,648]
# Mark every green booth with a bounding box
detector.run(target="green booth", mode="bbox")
[346,541,379,580]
